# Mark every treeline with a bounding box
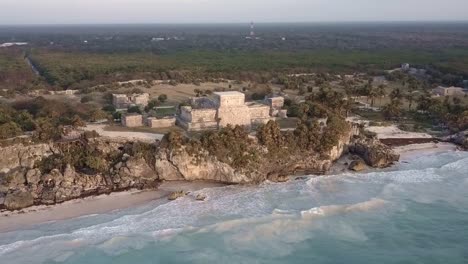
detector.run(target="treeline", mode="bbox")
[0,48,44,94]
[24,48,468,90]
[3,23,468,53]
[416,95,468,132]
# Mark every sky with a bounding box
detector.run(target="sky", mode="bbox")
[1,0,467,25]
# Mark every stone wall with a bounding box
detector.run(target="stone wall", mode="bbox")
[218,105,251,128]
[248,104,272,126]
[147,117,176,128]
[192,109,217,123]
[178,107,218,131]
[248,104,270,119]
[177,119,219,131]
[179,107,217,123]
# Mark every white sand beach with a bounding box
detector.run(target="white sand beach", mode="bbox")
[0,181,226,233]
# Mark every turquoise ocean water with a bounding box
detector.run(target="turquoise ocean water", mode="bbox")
[1,149,467,264]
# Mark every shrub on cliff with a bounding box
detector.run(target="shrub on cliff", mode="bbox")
[0,122,22,139]
[37,140,110,174]
[199,125,259,169]
[257,121,285,151]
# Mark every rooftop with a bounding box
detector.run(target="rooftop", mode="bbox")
[213,91,244,96]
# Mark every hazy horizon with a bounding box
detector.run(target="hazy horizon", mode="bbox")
[1,0,467,25]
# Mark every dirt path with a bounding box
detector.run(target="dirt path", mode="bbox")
[82,124,164,142]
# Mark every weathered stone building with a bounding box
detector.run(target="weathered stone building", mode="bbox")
[112,93,150,109]
[266,96,286,117]
[122,114,143,127]
[432,86,465,97]
[177,91,279,131]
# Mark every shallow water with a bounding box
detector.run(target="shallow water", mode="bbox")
[1,150,468,264]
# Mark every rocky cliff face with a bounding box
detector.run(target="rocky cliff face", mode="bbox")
[349,138,400,168]
[0,125,362,211]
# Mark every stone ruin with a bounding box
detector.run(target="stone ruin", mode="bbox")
[118,92,286,131]
[112,93,150,109]
[177,91,284,131]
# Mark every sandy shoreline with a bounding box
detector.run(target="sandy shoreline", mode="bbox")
[0,181,226,233]
[394,142,459,159]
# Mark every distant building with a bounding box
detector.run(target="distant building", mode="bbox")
[112,93,149,109]
[54,89,79,95]
[0,42,28,48]
[432,86,465,97]
[122,114,143,127]
[373,76,388,85]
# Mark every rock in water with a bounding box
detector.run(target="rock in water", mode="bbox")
[449,130,468,150]
[349,160,367,172]
[4,190,34,210]
[195,194,207,201]
[168,191,185,201]
[350,138,400,168]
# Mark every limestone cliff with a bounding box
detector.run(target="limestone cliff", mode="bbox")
[0,125,366,211]
[349,137,400,168]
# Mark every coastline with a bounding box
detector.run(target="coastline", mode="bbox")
[1,141,459,233]
[0,181,226,233]
[0,114,460,233]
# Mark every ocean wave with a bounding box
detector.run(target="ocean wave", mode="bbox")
[301,198,388,219]
[440,157,468,171]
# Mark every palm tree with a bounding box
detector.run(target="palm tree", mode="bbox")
[390,88,403,100]
[368,87,378,107]
[377,84,386,106]
[406,92,415,111]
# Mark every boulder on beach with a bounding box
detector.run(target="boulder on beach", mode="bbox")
[168,190,185,201]
[195,194,207,201]
[349,160,367,172]
[350,138,400,168]
[4,190,34,210]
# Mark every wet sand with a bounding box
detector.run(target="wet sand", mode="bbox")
[0,181,226,233]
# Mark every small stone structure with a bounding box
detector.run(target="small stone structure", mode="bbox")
[432,86,465,97]
[267,96,286,117]
[178,91,281,131]
[147,117,176,128]
[122,114,143,127]
[178,106,219,131]
[113,93,149,109]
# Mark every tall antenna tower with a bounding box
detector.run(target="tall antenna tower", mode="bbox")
[250,21,255,37]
